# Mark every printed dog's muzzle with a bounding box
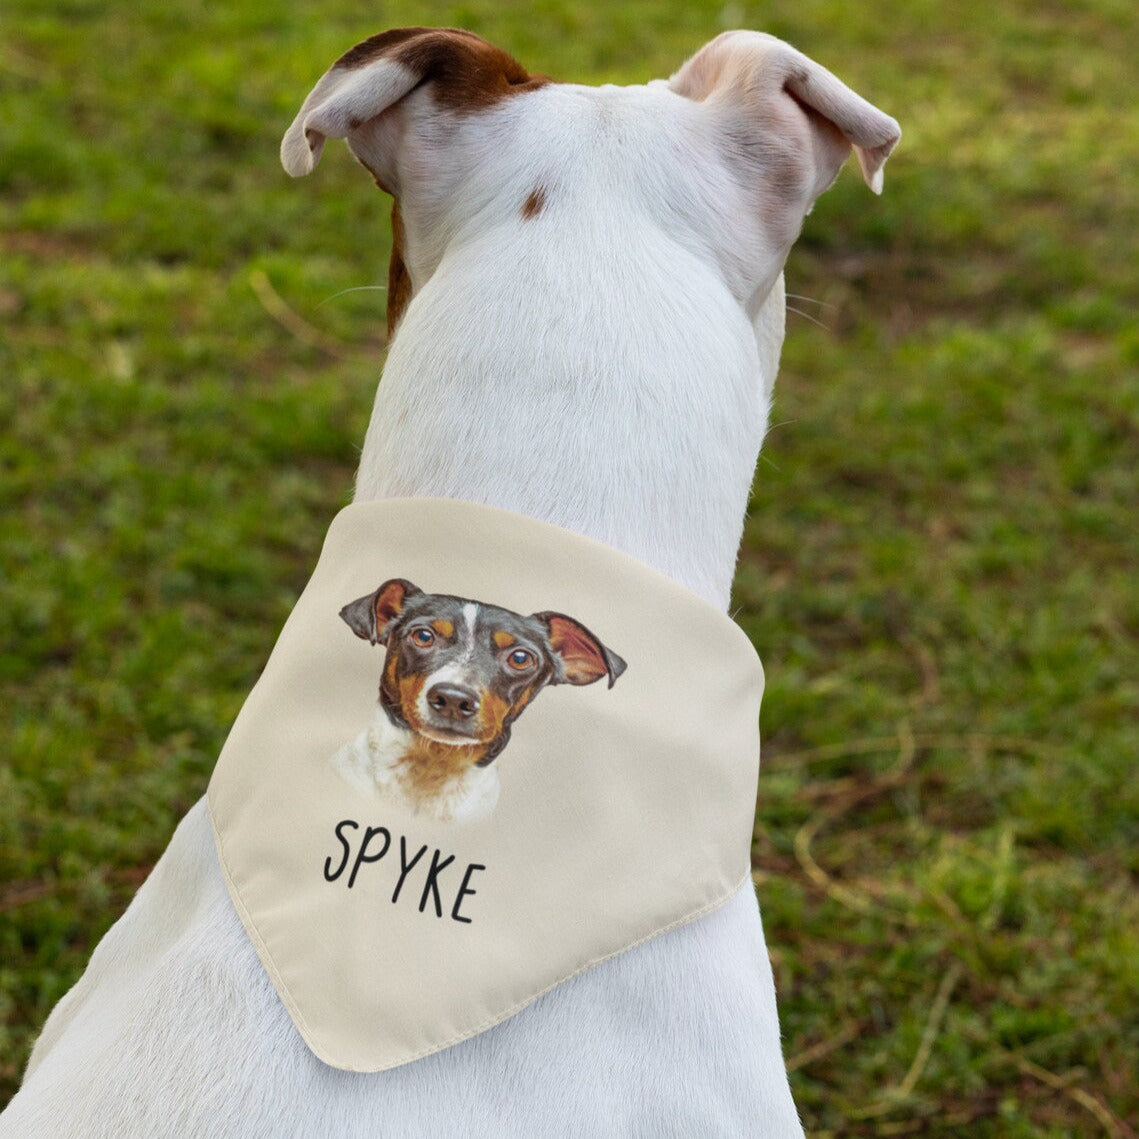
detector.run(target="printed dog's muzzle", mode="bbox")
[207,497,764,1072]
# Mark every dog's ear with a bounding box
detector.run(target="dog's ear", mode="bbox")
[534,612,627,689]
[281,27,544,183]
[282,29,546,335]
[668,31,900,210]
[340,579,421,646]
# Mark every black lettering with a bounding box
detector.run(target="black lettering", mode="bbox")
[450,863,486,924]
[418,849,456,917]
[348,825,391,889]
[322,821,488,924]
[323,819,358,882]
[392,837,429,904]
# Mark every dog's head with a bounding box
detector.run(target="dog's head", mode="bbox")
[281,27,899,335]
[341,579,626,764]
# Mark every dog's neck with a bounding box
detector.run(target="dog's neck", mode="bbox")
[300,37,897,615]
[352,250,785,612]
[345,86,796,612]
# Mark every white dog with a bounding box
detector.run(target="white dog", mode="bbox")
[2,28,898,1137]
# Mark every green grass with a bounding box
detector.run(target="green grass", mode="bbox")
[2,0,1136,1133]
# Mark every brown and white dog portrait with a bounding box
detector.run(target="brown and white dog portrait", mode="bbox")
[331,579,626,821]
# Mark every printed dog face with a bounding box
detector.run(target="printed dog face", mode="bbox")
[341,579,626,768]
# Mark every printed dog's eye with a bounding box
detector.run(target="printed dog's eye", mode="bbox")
[408,628,435,647]
[506,648,535,670]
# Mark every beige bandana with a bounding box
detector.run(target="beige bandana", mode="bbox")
[207,497,763,1072]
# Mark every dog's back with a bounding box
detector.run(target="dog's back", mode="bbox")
[3,27,897,1138]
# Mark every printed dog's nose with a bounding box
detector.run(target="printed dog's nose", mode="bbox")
[426,683,480,721]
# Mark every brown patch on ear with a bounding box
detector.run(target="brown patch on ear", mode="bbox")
[334,26,435,70]
[337,27,549,113]
[392,28,548,113]
[387,199,412,337]
[521,186,547,220]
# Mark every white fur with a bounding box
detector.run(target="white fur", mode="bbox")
[6,803,797,1137]
[330,708,501,823]
[4,29,899,1137]
[354,82,775,607]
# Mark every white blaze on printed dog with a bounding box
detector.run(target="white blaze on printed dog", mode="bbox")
[414,603,484,743]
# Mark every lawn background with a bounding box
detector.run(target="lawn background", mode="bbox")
[2,0,1136,1133]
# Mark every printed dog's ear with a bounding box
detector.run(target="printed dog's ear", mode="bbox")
[340,579,421,646]
[534,613,627,690]
[281,27,544,184]
[668,31,900,205]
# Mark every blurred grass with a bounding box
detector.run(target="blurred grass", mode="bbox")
[1,0,1136,1133]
